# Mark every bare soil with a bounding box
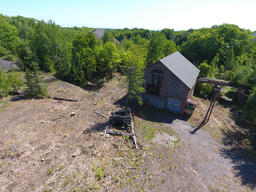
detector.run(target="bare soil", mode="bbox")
[0,75,255,192]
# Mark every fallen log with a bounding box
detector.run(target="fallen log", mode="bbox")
[50,96,79,102]
[106,129,134,136]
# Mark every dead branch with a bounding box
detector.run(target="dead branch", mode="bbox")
[122,164,137,169]
[95,111,109,120]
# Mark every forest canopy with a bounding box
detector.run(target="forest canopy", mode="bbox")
[0,14,255,122]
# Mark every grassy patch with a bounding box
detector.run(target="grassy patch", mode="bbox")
[136,118,174,141]
[47,168,53,175]
[209,126,225,140]
[0,100,12,113]
[88,184,102,191]
[137,120,156,140]
[158,123,173,136]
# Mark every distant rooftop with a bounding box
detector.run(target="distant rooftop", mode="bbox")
[93,28,105,39]
[0,59,19,72]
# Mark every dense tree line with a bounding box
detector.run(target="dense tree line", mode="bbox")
[0,13,255,122]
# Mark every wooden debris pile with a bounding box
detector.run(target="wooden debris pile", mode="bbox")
[100,108,138,149]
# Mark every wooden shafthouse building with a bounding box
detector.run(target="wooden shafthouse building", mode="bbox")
[143,51,200,114]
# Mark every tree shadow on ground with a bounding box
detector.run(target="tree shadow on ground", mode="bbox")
[83,122,108,134]
[218,97,256,189]
[220,148,256,189]
[114,94,187,124]
[10,95,26,101]
[43,76,58,84]
[82,83,102,92]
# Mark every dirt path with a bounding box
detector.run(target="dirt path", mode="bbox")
[167,119,256,192]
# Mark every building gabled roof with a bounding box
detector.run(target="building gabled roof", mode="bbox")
[160,51,200,89]
[93,28,105,39]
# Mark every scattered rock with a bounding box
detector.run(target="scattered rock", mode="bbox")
[94,102,97,105]
[152,132,178,147]
[100,132,104,136]
[56,143,62,148]
[169,136,178,142]
[72,154,76,158]
[70,112,75,117]
[41,158,45,162]
[105,134,110,138]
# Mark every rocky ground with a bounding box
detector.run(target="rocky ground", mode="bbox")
[0,75,255,192]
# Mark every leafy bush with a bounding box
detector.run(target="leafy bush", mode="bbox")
[195,61,214,98]
[7,72,23,93]
[244,87,256,124]
[0,70,23,98]
[0,70,10,98]
[24,62,47,99]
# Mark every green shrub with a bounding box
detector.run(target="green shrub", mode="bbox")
[7,72,23,93]
[95,167,103,181]
[24,62,47,99]
[0,70,10,98]
[195,83,213,98]
[244,87,256,124]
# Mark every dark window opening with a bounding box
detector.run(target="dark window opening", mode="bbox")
[146,70,163,96]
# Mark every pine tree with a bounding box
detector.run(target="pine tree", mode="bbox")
[24,62,47,99]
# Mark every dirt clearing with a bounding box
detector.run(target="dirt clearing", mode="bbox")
[0,75,255,192]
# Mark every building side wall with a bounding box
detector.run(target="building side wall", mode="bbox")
[144,61,189,100]
[144,61,191,113]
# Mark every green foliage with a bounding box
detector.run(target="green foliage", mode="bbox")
[18,40,33,70]
[24,62,47,99]
[96,42,121,80]
[0,15,20,57]
[0,70,23,98]
[146,32,176,65]
[244,87,256,124]
[195,61,214,98]
[69,32,97,85]
[161,28,175,41]
[121,51,145,105]
[1,13,256,125]
[0,70,10,98]
[95,167,103,180]
[7,72,23,93]
[198,61,211,77]
[47,168,53,175]
[103,30,114,44]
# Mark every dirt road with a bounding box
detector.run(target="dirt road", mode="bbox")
[163,119,256,192]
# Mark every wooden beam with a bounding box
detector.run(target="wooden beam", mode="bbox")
[129,108,138,149]
[95,111,109,120]
[197,77,250,90]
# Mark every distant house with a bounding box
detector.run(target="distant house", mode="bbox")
[93,28,119,44]
[143,51,200,114]
[93,28,106,39]
[0,59,19,72]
